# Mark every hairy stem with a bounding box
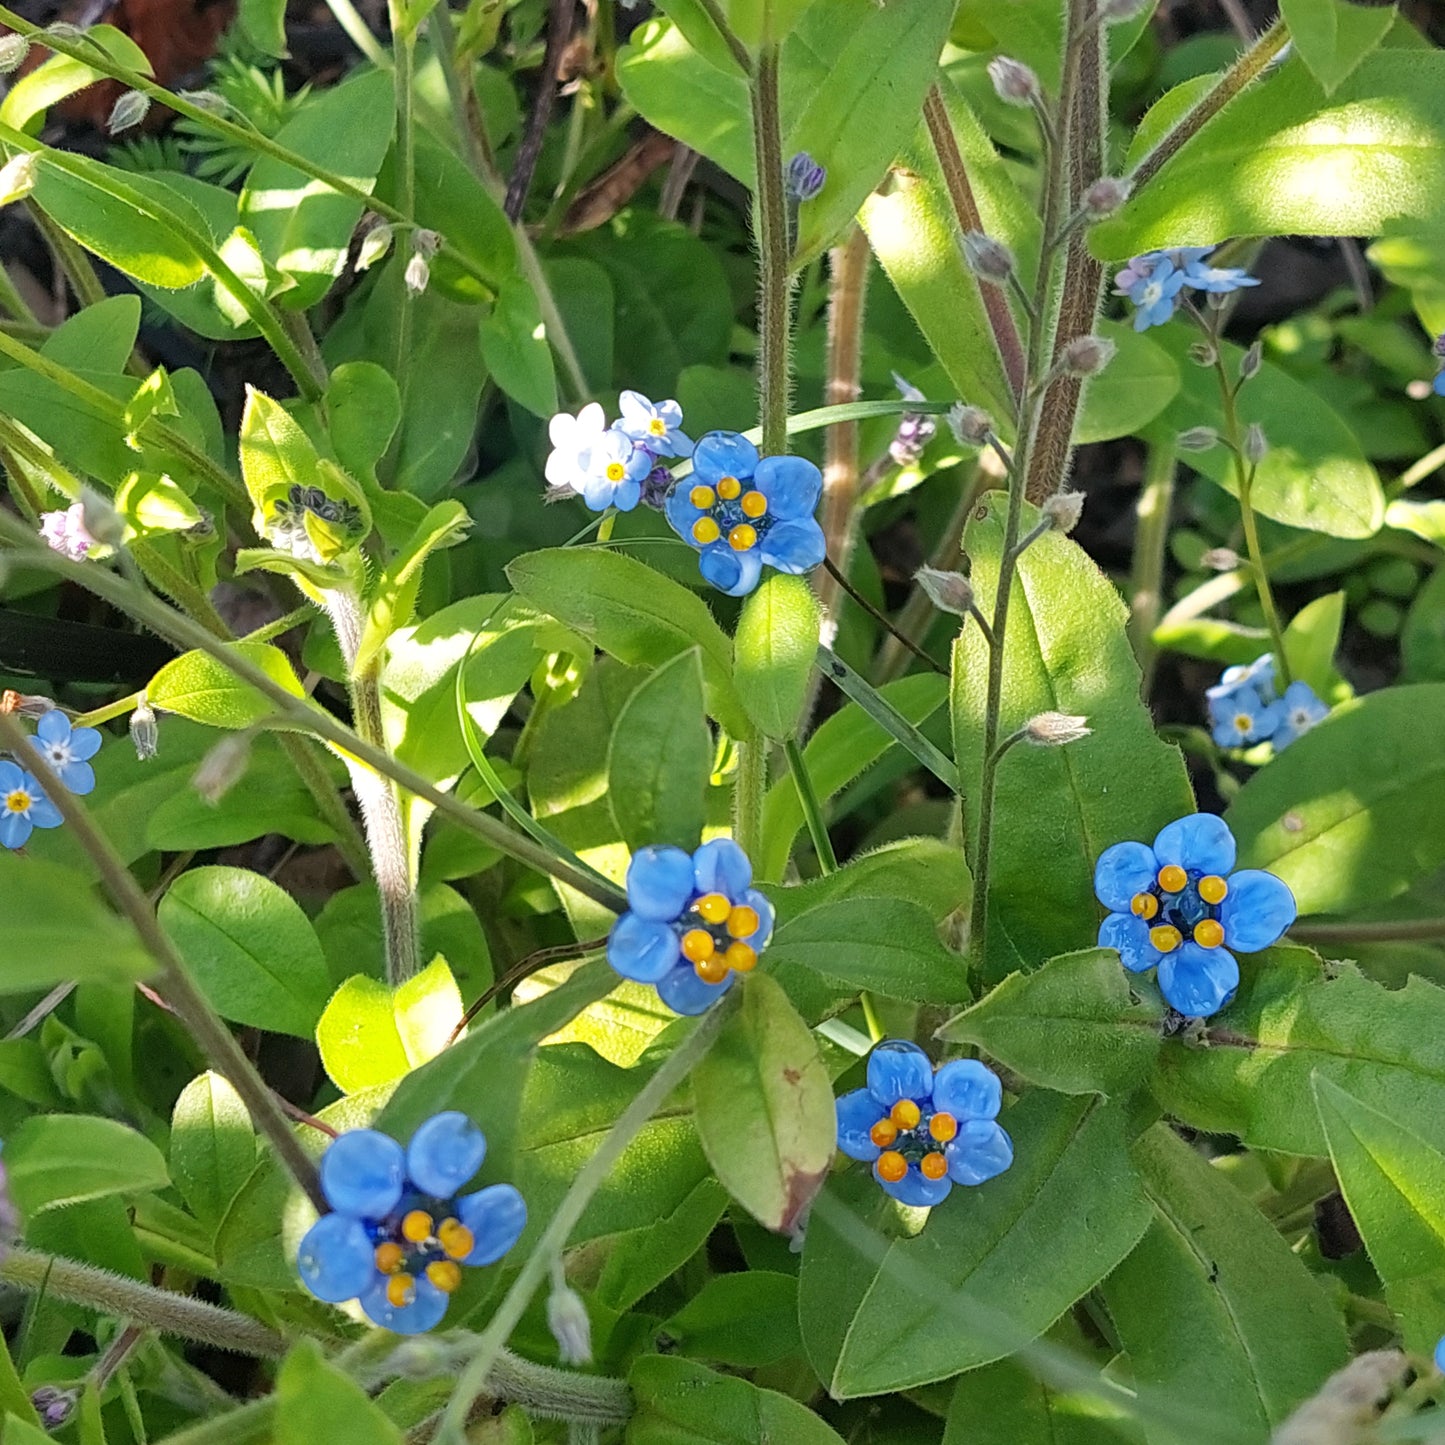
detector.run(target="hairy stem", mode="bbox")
[1127,440,1176,695]
[732,737,767,861]
[391,26,418,402]
[751,47,791,456]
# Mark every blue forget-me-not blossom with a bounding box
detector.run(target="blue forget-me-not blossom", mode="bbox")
[296,1111,525,1334]
[664,431,826,596]
[836,1040,1013,1207]
[25,711,102,796]
[0,760,61,850]
[1206,653,1328,752]
[1094,814,1296,1018]
[546,394,693,513]
[1115,246,1259,331]
[607,839,774,1015]
[615,390,693,459]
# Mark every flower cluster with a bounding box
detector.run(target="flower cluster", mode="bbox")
[296,1111,525,1334]
[546,391,693,513]
[1115,246,1259,331]
[268,483,363,560]
[607,839,774,1015]
[1206,653,1328,751]
[0,711,102,851]
[836,1041,1013,1207]
[1094,814,1296,1018]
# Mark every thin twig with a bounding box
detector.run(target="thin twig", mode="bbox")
[506,0,573,222]
[823,556,945,674]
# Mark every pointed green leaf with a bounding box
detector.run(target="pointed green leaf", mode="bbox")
[733,573,819,741]
[478,275,558,418]
[170,1072,257,1231]
[147,642,306,729]
[5,1114,169,1216]
[1279,0,1395,94]
[275,1341,403,1445]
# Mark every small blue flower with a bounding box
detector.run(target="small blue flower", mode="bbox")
[1271,680,1329,750]
[616,391,694,459]
[1206,652,1277,711]
[296,1111,525,1334]
[1433,372,1445,398]
[665,432,826,597]
[1116,255,1187,331]
[0,760,62,850]
[1094,814,1296,1019]
[1208,688,1282,749]
[606,839,774,1015]
[1179,257,1260,295]
[836,1040,1012,1208]
[576,427,650,513]
[24,710,102,796]
[785,152,826,202]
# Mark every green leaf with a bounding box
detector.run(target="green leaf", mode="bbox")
[169,1072,257,1232]
[627,1355,847,1445]
[5,1114,169,1216]
[733,574,819,741]
[478,275,558,418]
[1102,1125,1348,1443]
[661,1272,802,1367]
[1225,684,1445,915]
[327,361,401,487]
[943,1353,1143,1445]
[147,642,306,729]
[43,295,141,374]
[507,548,751,739]
[939,948,1163,1096]
[1279,0,1395,94]
[798,1092,1151,1397]
[0,26,152,131]
[1387,496,1445,547]
[0,854,151,989]
[158,866,334,1038]
[407,128,516,300]
[239,0,289,56]
[1074,322,1180,445]
[275,1340,403,1445]
[720,0,819,47]
[952,495,1194,981]
[239,69,395,309]
[693,975,835,1232]
[606,650,711,853]
[1282,591,1345,696]
[1313,1074,1445,1351]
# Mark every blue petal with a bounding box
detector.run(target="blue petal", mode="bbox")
[319,1129,406,1218]
[0,760,23,792]
[359,1274,450,1334]
[1435,1335,1445,1372]
[693,838,752,899]
[1099,911,1163,973]
[613,477,641,512]
[866,1039,933,1107]
[457,1183,527,1265]
[1219,869,1296,952]
[669,429,695,457]
[946,1120,1014,1186]
[579,474,618,511]
[57,761,95,796]
[626,845,695,921]
[1093,841,1158,911]
[877,1163,951,1207]
[691,431,758,486]
[836,1087,886,1161]
[23,787,63,829]
[753,455,823,521]
[1435,373,1445,398]
[741,887,774,948]
[406,1111,487,1199]
[1152,814,1236,876]
[35,711,70,745]
[0,813,31,850]
[664,483,706,545]
[296,1213,377,1303]
[607,911,681,983]
[698,542,763,596]
[759,519,826,575]
[1157,941,1238,1018]
[931,1059,1002,1122]
[655,961,734,1015]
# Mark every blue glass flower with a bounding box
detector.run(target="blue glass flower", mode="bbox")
[606,839,774,1015]
[1433,372,1445,398]
[836,1040,1012,1207]
[1271,680,1329,750]
[616,391,693,459]
[0,761,61,850]
[1094,814,1296,1018]
[295,1111,525,1334]
[24,711,102,796]
[664,432,826,597]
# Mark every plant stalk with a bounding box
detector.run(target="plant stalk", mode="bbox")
[750,46,791,457]
[1127,439,1176,695]
[784,736,837,873]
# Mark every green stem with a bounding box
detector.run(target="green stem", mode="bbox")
[323,0,391,68]
[429,2,494,179]
[784,736,837,873]
[1127,440,1176,694]
[1290,917,1445,944]
[433,997,734,1445]
[279,734,370,880]
[0,252,38,325]
[391,27,417,401]
[732,737,767,861]
[750,47,790,457]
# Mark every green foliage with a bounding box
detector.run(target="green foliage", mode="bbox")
[5,1114,169,1216]
[733,573,819,740]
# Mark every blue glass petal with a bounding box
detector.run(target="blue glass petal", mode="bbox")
[35,711,70,745]
[0,760,23,793]
[0,812,31,850]
[457,1183,527,1266]
[626,845,695,921]
[699,543,763,597]
[1098,911,1162,973]
[664,483,706,545]
[58,761,95,796]
[836,1087,887,1161]
[693,838,752,899]
[319,1129,406,1218]
[741,887,775,948]
[1152,814,1236,876]
[946,1120,1014,1186]
[866,1039,933,1107]
[691,431,759,486]
[759,519,826,575]
[359,1274,450,1334]
[655,961,734,1015]
[1157,941,1238,1018]
[606,912,681,984]
[753,455,823,521]
[1093,840,1158,911]
[931,1059,1002,1122]
[1219,869,1297,952]
[24,786,63,829]
[295,1213,376,1303]
[406,1111,487,1198]
[877,1163,951,1207]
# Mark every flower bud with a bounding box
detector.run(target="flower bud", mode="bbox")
[1239,340,1263,382]
[1,691,56,719]
[1187,340,1218,368]
[987,56,1041,106]
[1042,490,1084,534]
[193,731,252,805]
[915,566,974,617]
[129,697,158,762]
[0,34,29,73]
[963,230,1014,283]
[1244,423,1268,465]
[79,487,123,549]
[1201,546,1240,572]
[1177,426,1219,452]
[785,151,826,202]
[1081,177,1130,221]
[403,253,430,296]
[1025,712,1091,746]
[412,228,442,258]
[355,219,393,273]
[1101,0,1149,20]
[889,372,937,466]
[547,1281,592,1366]
[1434,332,1445,361]
[44,22,85,41]
[948,403,993,446]
[31,1385,78,1432]
[1061,335,1116,378]
[177,88,228,115]
[108,89,151,134]
[639,465,672,510]
[0,152,38,208]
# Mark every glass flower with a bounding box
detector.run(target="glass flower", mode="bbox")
[616,391,693,459]
[606,839,774,1015]
[835,1040,1013,1207]
[1094,814,1296,1018]
[39,503,95,562]
[1435,1335,1445,1374]
[24,711,102,796]
[1271,680,1329,750]
[575,427,650,513]
[295,1111,525,1334]
[664,432,826,597]
[0,761,61,850]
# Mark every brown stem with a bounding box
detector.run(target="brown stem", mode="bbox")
[505,0,573,221]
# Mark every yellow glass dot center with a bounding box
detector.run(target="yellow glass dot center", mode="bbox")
[729,524,757,551]
[1198,874,1229,905]
[438,1219,474,1261]
[929,1112,958,1143]
[717,475,742,500]
[695,953,730,984]
[681,928,716,963]
[920,1152,948,1181]
[1149,924,1183,953]
[692,517,720,545]
[740,490,767,519]
[1194,919,1225,949]
[4,791,27,814]
[869,1119,898,1147]
[1157,865,1187,893]
[724,941,757,973]
[426,1260,463,1293]
[401,1209,433,1244]
[1130,892,1158,921]
[726,905,759,939]
[605,461,625,483]
[877,1150,907,1183]
[386,1274,416,1308]
[690,485,716,509]
[891,1099,921,1130]
[696,892,731,924]
[374,1241,405,1274]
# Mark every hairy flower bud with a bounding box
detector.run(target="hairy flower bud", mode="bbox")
[1081,177,1130,221]
[176,88,229,115]
[1201,546,1240,572]
[0,34,29,73]
[79,488,123,549]
[1188,340,1219,368]
[889,372,937,466]
[193,731,252,805]
[915,566,974,617]
[987,56,1041,106]
[1042,490,1084,534]
[412,228,442,258]
[785,151,826,202]
[355,219,393,273]
[44,22,85,41]
[962,230,1014,284]
[129,697,158,762]
[1244,423,1268,465]
[1239,340,1263,383]
[0,153,38,208]
[403,253,430,296]
[547,1281,593,1366]
[31,1385,78,1431]
[1061,335,1116,378]
[1177,426,1219,452]
[947,402,994,447]
[108,89,151,134]
[1025,712,1091,746]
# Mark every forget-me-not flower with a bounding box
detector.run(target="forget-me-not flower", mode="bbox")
[615,391,693,459]
[1116,246,1259,329]
[296,1111,525,1334]
[544,403,608,491]
[24,711,102,796]
[1094,814,1296,1018]
[607,839,774,1015]
[1271,680,1329,750]
[575,427,650,512]
[664,432,826,597]
[0,762,62,850]
[836,1040,1013,1207]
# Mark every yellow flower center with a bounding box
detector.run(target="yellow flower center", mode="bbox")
[1130,892,1158,920]
[877,1151,907,1183]
[426,1260,463,1293]
[726,905,759,939]
[401,1209,433,1244]
[374,1241,405,1274]
[1234,712,1252,732]
[716,475,742,500]
[890,1099,921,1130]
[740,489,767,519]
[386,1274,416,1308]
[695,954,730,984]
[690,485,716,509]
[1198,874,1228,905]
[696,892,731,924]
[692,517,720,545]
[605,461,625,482]
[681,928,716,964]
[919,1152,949,1181]
[4,790,27,814]
[724,941,757,972]
[649,418,666,436]
[869,1118,898,1147]
[437,1218,474,1262]
[928,1111,958,1143]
